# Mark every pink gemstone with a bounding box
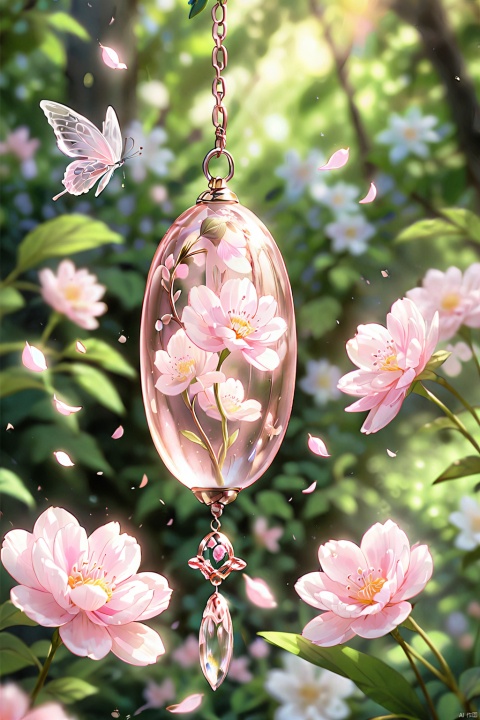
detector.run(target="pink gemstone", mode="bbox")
[212,544,227,563]
[199,592,233,690]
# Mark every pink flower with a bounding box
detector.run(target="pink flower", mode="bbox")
[248,637,270,659]
[197,213,252,275]
[39,260,107,330]
[197,378,261,422]
[134,679,175,715]
[172,634,199,668]
[182,278,287,371]
[0,127,39,178]
[337,297,438,434]
[0,683,71,720]
[253,516,283,553]
[228,656,253,683]
[154,328,224,396]
[295,519,433,646]
[1,507,172,665]
[406,264,480,341]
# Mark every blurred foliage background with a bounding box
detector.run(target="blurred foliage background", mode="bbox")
[1,0,479,717]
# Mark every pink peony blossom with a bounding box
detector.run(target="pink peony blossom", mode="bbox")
[154,328,224,396]
[406,264,480,341]
[0,683,71,720]
[337,297,438,434]
[182,278,287,371]
[295,519,433,646]
[197,378,261,422]
[1,507,172,666]
[39,260,107,330]
[253,516,283,553]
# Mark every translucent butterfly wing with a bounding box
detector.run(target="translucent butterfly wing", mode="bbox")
[53,159,112,201]
[40,100,118,165]
[102,106,123,161]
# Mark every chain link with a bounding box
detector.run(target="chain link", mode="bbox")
[211,0,228,153]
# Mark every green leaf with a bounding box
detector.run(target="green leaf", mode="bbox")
[188,0,209,19]
[181,429,207,449]
[47,12,89,39]
[433,456,480,484]
[29,423,113,475]
[0,368,46,398]
[462,545,480,570]
[0,287,25,317]
[436,692,463,720]
[39,30,65,65]
[41,677,98,704]
[459,667,480,700]
[442,208,480,242]
[259,633,428,719]
[396,208,480,244]
[227,429,239,449]
[200,217,227,239]
[96,268,146,310]
[424,351,451,372]
[67,363,125,414]
[0,632,42,675]
[63,339,136,378]
[400,616,417,633]
[16,215,122,275]
[298,297,342,339]
[0,468,36,507]
[0,601,38,632]
[257,490,293,520]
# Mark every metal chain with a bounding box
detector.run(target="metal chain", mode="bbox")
[211,0,228,153]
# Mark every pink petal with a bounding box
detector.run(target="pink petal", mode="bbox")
[118,334,127,343]
[139,474,148,488]
[100,45,127,70]
[318,148,349,171]
[167,694,204,714]
[11,585,74,626]
[155,320,163,331]
[6,423,14,430]
[53,395,82,416]
[359,182,377,204]
[302,481,317,494]
[386,449,397,457]
[303,611,356,646]
[175,264,189,280]
[108,622,165,666]
[381,270,389,278]
[243,574,277,609]
[308,434,330,457]
[76,340,87,353]
[112,425,124,440]
[53,451,75,467]
[22,342,47,372]
[351,601,412,638]
[60,613,112,659]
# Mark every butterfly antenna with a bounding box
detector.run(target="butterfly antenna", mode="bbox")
[123,136,143,160]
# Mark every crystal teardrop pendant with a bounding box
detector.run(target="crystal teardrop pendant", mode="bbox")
[199,591,233,690]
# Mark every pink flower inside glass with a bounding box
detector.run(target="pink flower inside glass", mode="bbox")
[295,519,433,646]
[1,507,172,665]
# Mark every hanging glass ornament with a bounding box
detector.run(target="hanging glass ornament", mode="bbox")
[140,0,296,690]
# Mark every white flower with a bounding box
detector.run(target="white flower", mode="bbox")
[126,121,174,182]
[197,378,262,422]
[311,182,359,215]
[325,214,375,255]
[450,497,480,551]
[442,341,473,377]
[265,653,355,720]
[376,107,440,163]
[275,149,324,201]
[299,360,342,406]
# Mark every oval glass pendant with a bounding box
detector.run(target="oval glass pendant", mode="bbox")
[140,186,296,492]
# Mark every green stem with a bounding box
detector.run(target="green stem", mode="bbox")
[40,312,61,345]
[415,383,480,454]
[13,281,40,292]
[391,629,438,720]
[182,390,224,486]
[408,617,475,713]
[434,374,480,427]
[214,349,231,469]
[0,268,20,289]
[462,329,480,378]
[30,629,62,706]
[402,640,448,684]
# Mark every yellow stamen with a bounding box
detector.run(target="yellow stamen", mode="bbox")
[441,292,460,312]
[177,358,196,379]
[403,127,417,141]
[380,353,401,371]
[64,284,82,302]
[230,315,254,339]
[68,574,113,602]
[354,576,386,605]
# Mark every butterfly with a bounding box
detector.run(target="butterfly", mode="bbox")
[40,100,139,201]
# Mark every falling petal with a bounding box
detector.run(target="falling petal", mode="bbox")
[112,425,124,440]
[111,712,120,719]
[97,471,104,476]
[167,694,204,714]
[100,44,127,70]
[359,181,377,204]
[53,395,83,416]
[118,334,127,344]
[318,147,349,171]
[54,451,75,467]
[139,473,148,488]
[22,342,47,372]
[76,340,87,353]
[171,620,180,629]
[381,269,389,278]
[167,518,174,526]
[109,16,115,25]
[155,320,163,331]
[6,423,14,431]
[243,574,277,609]
[308,434,330,457]
[302,481,317,494]
[161,314,172,325]
[387,448,397,458]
